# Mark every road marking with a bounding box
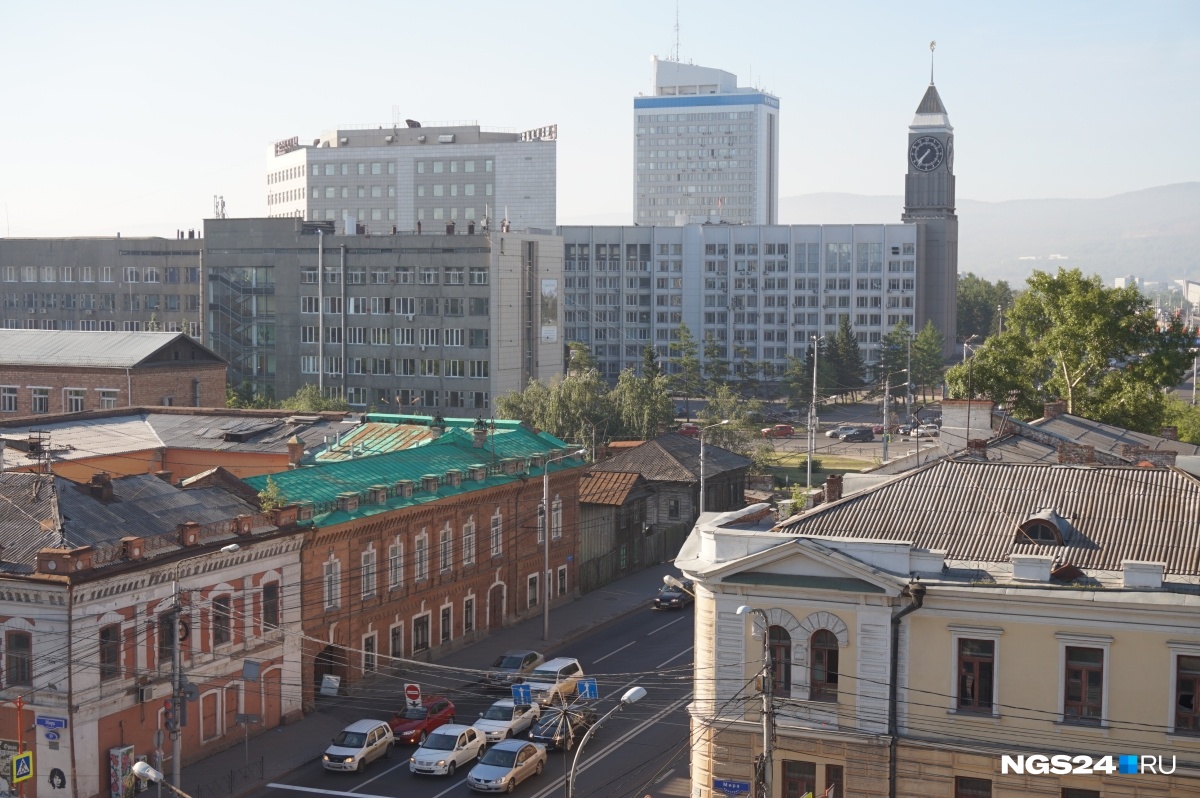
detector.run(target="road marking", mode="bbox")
[351,759,413,790]
[647,615,688,636]
[592,640,636,663]
[266,785,391,798]
[656,646,693,669]
[655,768,676,784]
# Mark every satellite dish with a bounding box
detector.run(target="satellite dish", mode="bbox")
[405,119,421,128]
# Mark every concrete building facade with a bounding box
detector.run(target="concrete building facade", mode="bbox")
[635,58,780,226]
[265,121,557,233]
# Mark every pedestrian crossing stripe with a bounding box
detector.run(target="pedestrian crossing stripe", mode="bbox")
[12,751,33,783]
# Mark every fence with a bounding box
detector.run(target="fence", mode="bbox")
[577,523,690,595]
[189,757,264,798]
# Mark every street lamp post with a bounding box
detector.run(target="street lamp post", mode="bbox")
[882,369,907,463]
[698,420,729,518]
[736,606,773,798]
[134,762,197,798]
[962,336,981,446]
[566,686,646,798]
[541,449,587,641]
[807,335,824,492]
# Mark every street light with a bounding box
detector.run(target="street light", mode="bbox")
[663,574,696,598]
[962,337,983,446]
[566,686,646,798]
[736,606,773,798]
[166,543,242,787]
[133,761,196,798]
[807,335,825,492]
[541,449,587,641]
[698,420,729,518]
[882,369,907,463]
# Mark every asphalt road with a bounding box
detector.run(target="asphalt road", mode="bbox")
[250,605,696,798]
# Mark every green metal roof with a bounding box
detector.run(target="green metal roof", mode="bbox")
[244,425,576,526]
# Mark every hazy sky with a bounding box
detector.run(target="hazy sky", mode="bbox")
[1,0,1196,237]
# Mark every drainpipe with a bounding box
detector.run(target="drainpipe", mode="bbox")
[888,579,926,798]
[317,229,324,393]
[340,245,347,398]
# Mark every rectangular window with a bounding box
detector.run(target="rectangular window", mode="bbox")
[1064,646,1104,724]
[527,574,539,608]
[557,565,567,597]
[490,513,502,556]
[4,632,32,687]
[98,389,119,409]
[1177,654,1200,733]
[439,528,453,571]
[668,499,680,520]
[213,595,231,645]
[262,583,279,629]
[469,267,488,285]
[824,765,844,798]
[958,639,995,712]
[955,777,992,798]
[323,559,340,609]
[464,597,475,632]
[782,761,816,798]
[389,542,403,589]
[363,634,376,673]
[441,605,452,643]
[412,615,430,653]
[415,534,428,581]
[65,388,85,413]
[361,549,377,597]
[0,387,17,413]
[1061,791,1099,798]
[157,614,174,667]
[31,387,49,414]
[99,624,121,680]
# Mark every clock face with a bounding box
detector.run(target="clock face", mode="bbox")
[946,135,955,174]
[909,136,944,172]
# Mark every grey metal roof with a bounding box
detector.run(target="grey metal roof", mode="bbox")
[589,433,750,482]
[0,330,207,368]
[981,434,1059,464]
[0,473,60,572]
[778,460,1200,575]
[1030,414,1200,458]
[145,412,346,454]
[916,83,947,115]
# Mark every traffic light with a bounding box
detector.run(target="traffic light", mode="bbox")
[163,698,176,731]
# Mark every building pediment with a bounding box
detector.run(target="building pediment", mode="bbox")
[701,536,907,597]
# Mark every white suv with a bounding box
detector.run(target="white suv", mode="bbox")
[409,724,486,776]
[525,657,584,706]
[322,719,394,773]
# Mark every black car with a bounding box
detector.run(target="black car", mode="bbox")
[653,580,694,609]
[841,428,875,443]
[528,704,598,751]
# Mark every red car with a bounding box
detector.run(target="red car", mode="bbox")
[761,424,795,439]
[678,423,700,438]
[389,696,456,746]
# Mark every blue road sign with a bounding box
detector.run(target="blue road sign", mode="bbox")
[44,732,59,742]
[511,684,532,706]
[11,752,32,784]
[713,779,751,796]
[577,678,599,701]
[36,716,67,730]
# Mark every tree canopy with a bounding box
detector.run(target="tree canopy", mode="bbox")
[958,272,1015,341]
[945,268,1195,431]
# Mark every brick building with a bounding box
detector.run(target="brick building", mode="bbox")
[0,330,227,415]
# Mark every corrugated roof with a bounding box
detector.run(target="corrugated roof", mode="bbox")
[589,433,750,482]
[778,461,1200,574]
[0,473,60,571]
[0,330,211,368]
[916,83,947,115]
[1030,414,1200,458]
[578,472,643,506]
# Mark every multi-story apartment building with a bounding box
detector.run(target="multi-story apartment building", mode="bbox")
[265,120,557,233]
[560,223,920,381]
[204,218,564,405]
[635,58,780,226]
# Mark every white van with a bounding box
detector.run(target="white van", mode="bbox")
[322,719,394,772]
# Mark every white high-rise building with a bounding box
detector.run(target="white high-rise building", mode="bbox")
[634,58,780,226]
[265,120,557,234]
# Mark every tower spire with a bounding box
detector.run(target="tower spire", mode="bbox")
[930,40,936,84]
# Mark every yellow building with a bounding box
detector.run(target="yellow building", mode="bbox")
[677,461,1200,798]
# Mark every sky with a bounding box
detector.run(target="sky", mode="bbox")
[1,0,1197,238]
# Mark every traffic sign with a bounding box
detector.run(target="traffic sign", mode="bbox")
[577,678,599,701]
[43,732,59,743]
[511,684,532,706]
[713,779,751,797]
[36,716,67,730]
[404,683,422,706]
[11,752,32,784]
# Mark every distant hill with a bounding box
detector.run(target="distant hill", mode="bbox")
[779,183,1200,286]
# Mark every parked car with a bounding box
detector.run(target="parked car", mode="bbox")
[526,657,585,706]
[653,579,694,609]
[409,724,486,776]
[678,423,700,438]
[826,425,858,439]
[467,739,548,793]
[896,423,916,436]
[841,428,875,443]
[917,424,940,438]
[390,696,456,746]
[474,699,542,743]
[761,424,795,439]
[483,650,545,691]
[871,424,885,434]
[528,704,599,751]
[322,719,394,773]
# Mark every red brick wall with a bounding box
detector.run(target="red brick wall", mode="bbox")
[0,363,226,415]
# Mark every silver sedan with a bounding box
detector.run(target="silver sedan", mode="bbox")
[467,739,547,793]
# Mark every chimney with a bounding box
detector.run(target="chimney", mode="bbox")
[1121,445,1177,468]
[287,434,305,467]
[967,439,988,456]
[825,474,843,503]
[1122,560,1165,589]
[1160,426,1179,441]
[176,521,201,547]
[89,473,114,502]
[1043,400,1068,420]
[1010,554,1054,581]
[154,470,173,484]
[420,474,440,492]
[1056,442,1095,464]
[233,514,254,536]
[473,428,488,448]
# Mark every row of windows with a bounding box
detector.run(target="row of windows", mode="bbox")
[299,357,490,378]
[2,319,200,336]
[3,293,200,311]
[1,386,120,414]
[300,267,489,287]
[3,266,199,284]
[300,325,487,347]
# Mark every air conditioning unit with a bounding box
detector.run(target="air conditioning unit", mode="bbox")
[406,314,414,321]
[384,135,394,143]
[137,684,155,703]
[85,310,94,315]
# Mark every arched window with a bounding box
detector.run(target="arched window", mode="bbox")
[768,625,792,698]
[811,630,839,702]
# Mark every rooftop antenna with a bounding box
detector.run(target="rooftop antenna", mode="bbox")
[930,40,937,83]
[673,0,680,62]
[213,195,226,219]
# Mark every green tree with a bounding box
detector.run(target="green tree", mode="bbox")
[703,332,731,392]
[733,344,761,399]
[911,320,947,401]
[945,268,1196,431]
[1162,396,1200,445]
[495,370,617,446]
[641,343,661,379]
[257,475,286,512]
[696,384,764,457]
[878,320,913,383]
[611,368,674,440]
[279,384,350,412]
[226,382,278,409]
[828,316,865,400]
[957,272,1014,341]
[668,323,703,416]
[566,342,597,376]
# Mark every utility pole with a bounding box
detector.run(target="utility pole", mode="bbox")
[738,607,774,798]
[906,333,913,424]
[807,335,823,492]
[170,575,183,788]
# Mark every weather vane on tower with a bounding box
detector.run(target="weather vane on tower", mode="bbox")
[930,40,936,83]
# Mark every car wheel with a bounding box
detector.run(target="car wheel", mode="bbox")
[447,761,456,777]
[356,758,366,774]
[418,731,427,745]
[506,780,515,794]
[478,743,487,758]
[384,743,393,760]
[505,729,513,739]
[535,760,544,776]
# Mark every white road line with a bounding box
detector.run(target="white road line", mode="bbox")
[351,759,411,791]
[654,768,676,783]
[592,640,636,663]
[647,615,688,636]
[656,646,694,669]
[266,785,391,798]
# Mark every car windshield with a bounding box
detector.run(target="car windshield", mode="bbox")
[493,654,524,669]
[422,733,458,751]
[332,732,366,748]
[530,667,558,681]
[479,748,518,767]
[402,706,429,720]
[658,587,682,597]
[534,716,566,735]
[482,706,514,721]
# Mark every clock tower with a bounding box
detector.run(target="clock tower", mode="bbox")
[902,81,958,357]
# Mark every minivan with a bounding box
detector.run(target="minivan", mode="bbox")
[525,657,584,705]
[323,719,394,772]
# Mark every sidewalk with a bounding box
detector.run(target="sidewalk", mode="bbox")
[178,564,679,798]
